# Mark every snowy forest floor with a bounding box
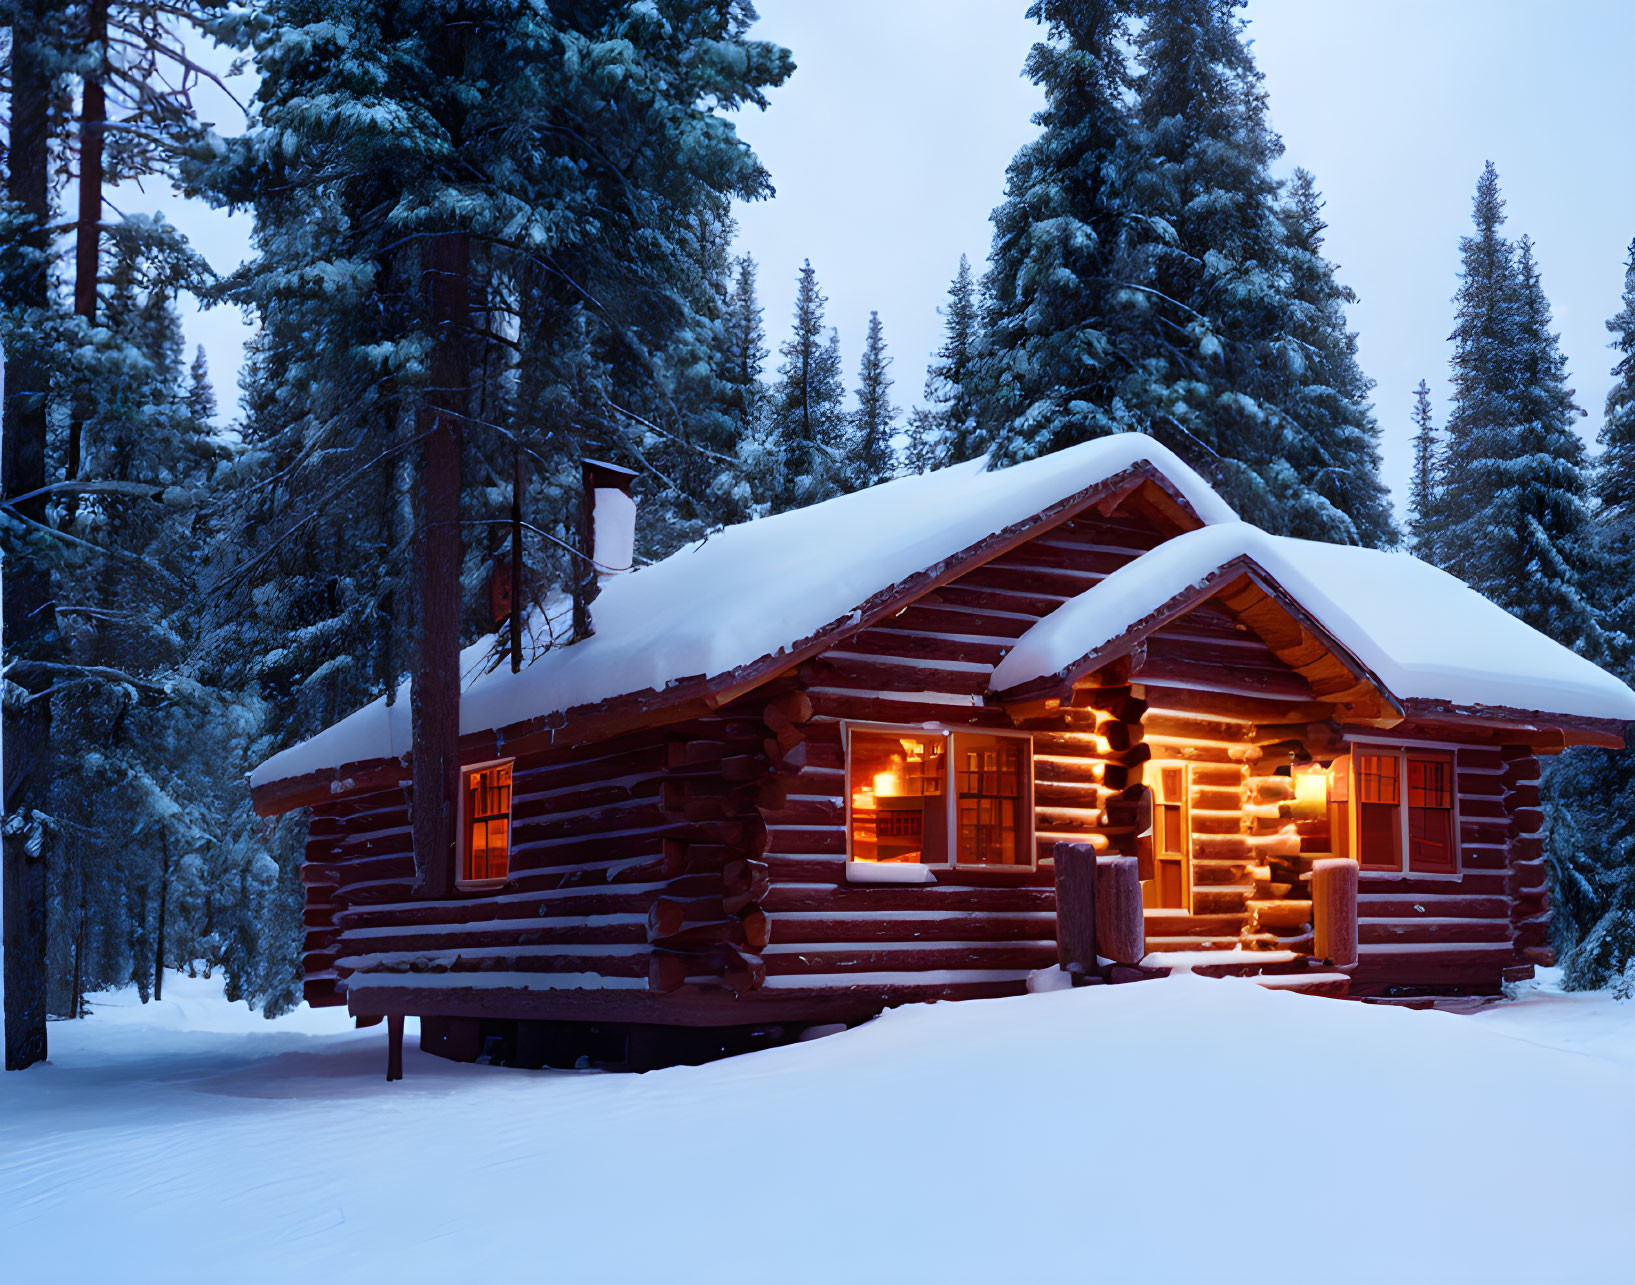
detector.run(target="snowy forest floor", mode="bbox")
[3,972,1632,1284]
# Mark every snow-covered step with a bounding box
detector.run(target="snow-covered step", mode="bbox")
[1249,971,1352,998]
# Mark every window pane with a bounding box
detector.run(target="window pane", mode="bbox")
[1358,754,1399,806]
[1407,754,1454,871]
[1359,800,1401,870]
[464,764,514,882]
[952,733,1028,866]
[848,731,947,864]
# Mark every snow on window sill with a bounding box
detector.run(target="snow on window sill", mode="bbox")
[846,861,938,885]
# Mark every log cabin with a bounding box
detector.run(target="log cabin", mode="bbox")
[249,435,1635,1070]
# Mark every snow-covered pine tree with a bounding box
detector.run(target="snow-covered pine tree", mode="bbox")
[1119,0,1370,537]
[1595,238,1635,642]
[1546,235,1635,994]
[756,260,850,511]
[853,311,897,485]
[908,254,981,471]
[198,1,792,946]
[1274,169,1395,545]
[962,2,1136,465]
[1407,379,1441,559]
[1442,173,1601,652]
[973,0,1389,543]
[187,345,216,424]
[717,252,769,479]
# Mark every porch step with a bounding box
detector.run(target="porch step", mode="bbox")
[1144,935,1243,952]
[1250,971,1352,998]
[1141,911,1246,938]
[1132,949,1353,999]
[1246,898,1312,931]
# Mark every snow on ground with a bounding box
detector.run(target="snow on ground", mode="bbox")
[3,973,1632,1284]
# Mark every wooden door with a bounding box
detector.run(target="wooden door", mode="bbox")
[1152,763,1191,911]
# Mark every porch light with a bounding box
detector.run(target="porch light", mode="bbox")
[1291,763,1330,820]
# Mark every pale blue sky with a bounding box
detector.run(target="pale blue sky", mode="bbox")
[170,1,1635,523]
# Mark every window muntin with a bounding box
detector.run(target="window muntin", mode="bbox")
[846,725,1033,868]
[461,762,514,884]
[1350,747,1459,876]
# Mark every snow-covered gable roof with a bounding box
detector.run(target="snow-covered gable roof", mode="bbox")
[251,435,1235,802]
[992,522,1635,725]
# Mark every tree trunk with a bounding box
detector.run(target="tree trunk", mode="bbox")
[409,232,470,900]
[510,444,524,673]
[66,0,108,510]
[3,0,57,1072]
[153,830,171,1002]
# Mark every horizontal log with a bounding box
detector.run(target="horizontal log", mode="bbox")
[806,690,1011,727]
[764,941,1058,976]
[801,654,992,697]
[766,911,1058,945]
[1357,895,1510,918]
[886,604,1035,639]
[762,884,1056,914]
[1358,919,1513,945]
[840,628,1012,667]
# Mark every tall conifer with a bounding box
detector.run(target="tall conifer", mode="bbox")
[758,260,849,510]
[1407,379,1440,558]
[853,311,897,485]
[908,255,981,471]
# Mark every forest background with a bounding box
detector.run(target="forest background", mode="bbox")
[3,0,1634,1070]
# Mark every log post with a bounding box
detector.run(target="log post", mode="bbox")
[1095,855,1144,966]
[1054,842,1099,979]
[386,1013,405,1082]
[1311,857,1358,968]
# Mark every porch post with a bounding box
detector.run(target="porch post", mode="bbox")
[1311,857,1359,968]
[1054,842,1099,978]
[1095,855,1145,967]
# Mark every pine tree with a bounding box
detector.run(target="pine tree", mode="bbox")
[196,0,794,944]
[908,254,981,471]
[1275,169,1396,545]
[1442,167,1601,652]
[1596,238,1635,641]
[1407,380,1440,558]
[721,254,768,441]
[758,260,849,510]
[187,345,216,423]
[1547,235,1635,995]
[962,2,1136,464]
[853,311,897,485]
[972,0,1390,543]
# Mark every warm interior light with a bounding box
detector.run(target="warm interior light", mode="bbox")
[874,766,902,797]
[1291,764,1329,820]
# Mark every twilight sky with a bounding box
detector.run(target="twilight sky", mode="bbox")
[172,0,1635,524]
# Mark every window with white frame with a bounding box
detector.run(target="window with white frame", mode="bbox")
[846,725,1033,867]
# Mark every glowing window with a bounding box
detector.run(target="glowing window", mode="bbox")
[462,762,514,883]
[848,730,948,864]
[954,733,1028,866]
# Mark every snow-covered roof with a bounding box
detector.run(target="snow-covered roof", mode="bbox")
[991,522,1635,723]
[251,435,1234,794]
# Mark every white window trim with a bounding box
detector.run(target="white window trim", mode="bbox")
[1344,739,1462,882]
[455,756,517,890]
[841,720,1037,872]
